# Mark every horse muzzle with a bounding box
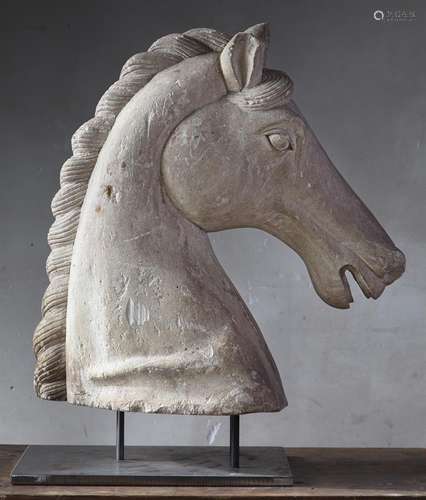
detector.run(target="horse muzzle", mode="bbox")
[305,240,405,309]
[262,210,405,309]
[339,243,405,301]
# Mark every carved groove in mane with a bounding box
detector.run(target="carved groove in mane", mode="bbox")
[33,28,230,401]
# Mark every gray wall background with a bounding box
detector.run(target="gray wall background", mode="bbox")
[1,0,425,447]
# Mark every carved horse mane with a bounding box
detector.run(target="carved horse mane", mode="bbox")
[33,26,292,402]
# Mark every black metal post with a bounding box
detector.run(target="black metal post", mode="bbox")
[116,411,125,461]
[230,415,240,468]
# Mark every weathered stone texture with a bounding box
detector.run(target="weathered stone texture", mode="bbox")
[34,25,405,414]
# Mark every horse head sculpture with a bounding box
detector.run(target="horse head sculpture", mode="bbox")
[34,25,405,415]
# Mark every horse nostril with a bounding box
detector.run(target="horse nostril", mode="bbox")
[384,248,405,283]
[393,248,405,272]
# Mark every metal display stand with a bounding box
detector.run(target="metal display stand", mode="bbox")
[229,414,240,468]
[116,411,125,461]
[11,412,293,486]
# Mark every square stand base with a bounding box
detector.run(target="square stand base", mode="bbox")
[11,445,293,487]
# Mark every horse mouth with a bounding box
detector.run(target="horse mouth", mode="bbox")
[339,263,385,303]
[336,248,404,308]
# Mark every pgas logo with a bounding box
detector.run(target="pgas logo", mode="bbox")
[373,9,416,22]
[373,10,385,21]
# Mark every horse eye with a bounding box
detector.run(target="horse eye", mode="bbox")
[266,133,293,152]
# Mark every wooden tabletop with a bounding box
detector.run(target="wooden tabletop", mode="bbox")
[1,445,425,498]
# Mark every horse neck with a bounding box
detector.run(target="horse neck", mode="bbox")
[66,53,287,413]
[77,52,227,266]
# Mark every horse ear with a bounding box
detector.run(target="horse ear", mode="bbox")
[244,23,270,49]
[220,23,269,91]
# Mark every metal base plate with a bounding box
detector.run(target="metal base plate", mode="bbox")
[11,445,293,486]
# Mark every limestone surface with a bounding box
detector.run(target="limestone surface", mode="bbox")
[33,25,405,414]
